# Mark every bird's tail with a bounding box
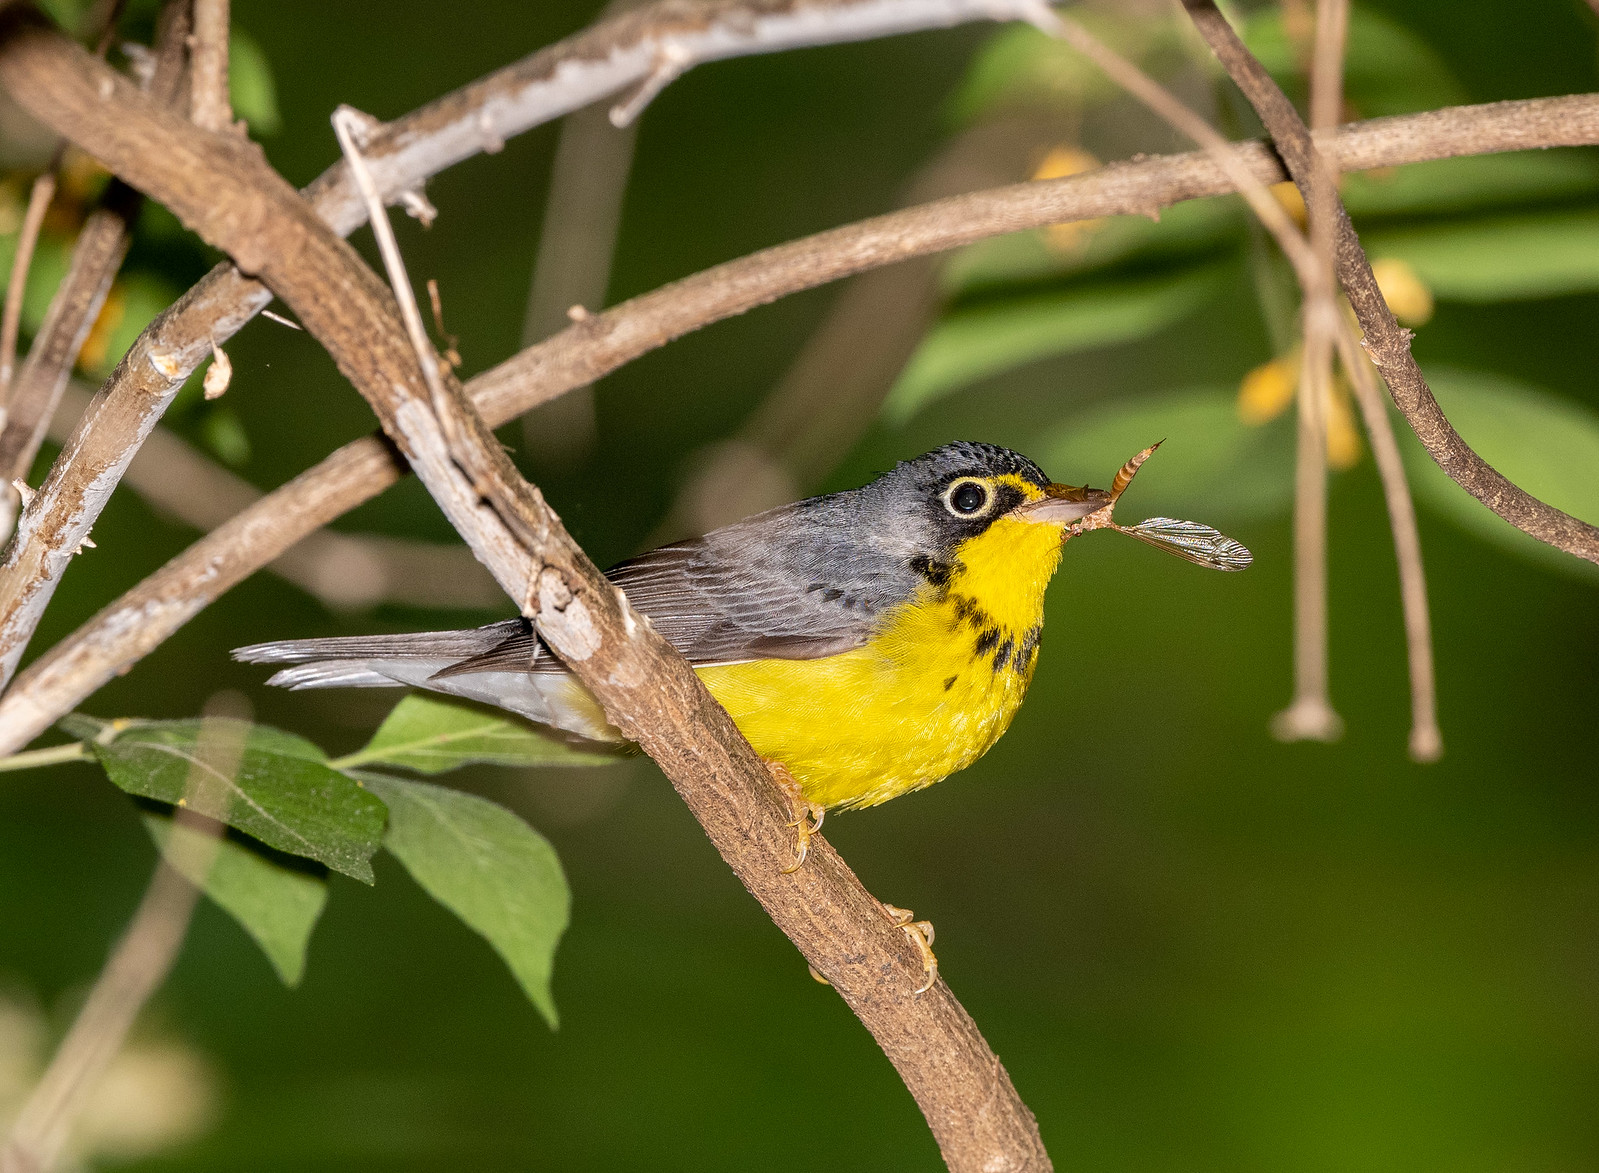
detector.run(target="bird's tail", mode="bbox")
[232,620,624,744]
[233,621,523,689]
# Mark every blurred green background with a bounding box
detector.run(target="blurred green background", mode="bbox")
[2,0,1598,1168]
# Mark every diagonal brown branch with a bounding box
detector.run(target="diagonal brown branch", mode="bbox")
[3,93,1599,754]
[45,381,503,611]
[1182,0,1599,566]
[0,15,1053,1169]
[0,0,190,541]
[0,0,1079,715]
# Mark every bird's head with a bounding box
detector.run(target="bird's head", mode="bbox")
[847,442,1108,608]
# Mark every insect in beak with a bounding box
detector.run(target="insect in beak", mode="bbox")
[1050,442,1254,572]
[1009,482,1113,525]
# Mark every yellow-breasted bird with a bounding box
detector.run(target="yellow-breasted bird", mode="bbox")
[235,440,1247,872]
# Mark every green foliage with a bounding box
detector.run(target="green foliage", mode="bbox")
[1364,208,1599,302]
[357,774,570,1028]
[143,812,328,985]
[1400,369,1599,583]
[199,403,253,466]
[1041,388,1295,522]
[229,30,282,136]
[41,696,586,1019]
[943,200,1240,296]
[1341,151,1599,219]
[337,693,622,775]
[948,15,1188,125]
[1240,4,1465,117]
[59,714,386,883]
[886,264,1226,421]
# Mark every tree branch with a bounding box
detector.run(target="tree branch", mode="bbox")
[0,0,189,537]
[0,17,1053,1169]
[187,0,230,132]
[0,165,57,400]
[4,93,1598,753]
[0,0,1079,719]
[1182,0,1599,566]
[47,381,504,611]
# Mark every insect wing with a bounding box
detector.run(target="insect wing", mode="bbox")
[1120,517,1253,571]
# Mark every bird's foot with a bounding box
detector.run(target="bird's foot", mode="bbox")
[764,758,825,874]
[882,903,938,995]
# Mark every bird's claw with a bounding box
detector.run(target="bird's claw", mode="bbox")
[883,903,938,995]
[764,758,824,874]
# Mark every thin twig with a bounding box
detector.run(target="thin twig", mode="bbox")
[0,0,188,544]
[519,27,640,468]
[661,112,1060,539]
[0,693,247,1173]
[0,164,58,402]
[1333,318,1442,761]
[188,0,230,131]
[1036,9,1319,285]
[44,381,503,610]
[5,94,1599,752]
[1181,0,1599,565]
[0,739,88,771]
[1034,1,1343,737]
[331,108,456,434]
[1271,0,1348,741]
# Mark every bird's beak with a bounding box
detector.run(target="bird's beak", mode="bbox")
[1009,482,1112,525]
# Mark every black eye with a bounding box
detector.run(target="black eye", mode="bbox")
[948,481,988,515]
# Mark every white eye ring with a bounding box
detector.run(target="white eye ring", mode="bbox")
[944,478,991,517]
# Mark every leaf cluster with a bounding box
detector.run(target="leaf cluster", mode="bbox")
[48,694,621,1026]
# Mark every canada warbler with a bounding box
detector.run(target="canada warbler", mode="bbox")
[237,440,1248,823]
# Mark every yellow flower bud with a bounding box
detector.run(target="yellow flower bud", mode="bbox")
[1237,354,1298,424]
[1032,146,1103,254]
[1370,256,1434,326]
[1270,181,1307,228]
[1325,377,1363,471]
[77,283,126,376]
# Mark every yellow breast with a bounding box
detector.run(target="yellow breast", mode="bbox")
[695,515,1064,810]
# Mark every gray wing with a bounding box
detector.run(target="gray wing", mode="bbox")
[443,501,909,676]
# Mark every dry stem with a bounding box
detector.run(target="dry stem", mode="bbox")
[1334,321,1441,761]
[188,0,230,132]
[0,167,58,401]
[1182,0,1599,564]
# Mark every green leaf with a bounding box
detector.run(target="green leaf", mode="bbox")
[886,265,1225,422]
[1341,151,1599,220]
[948,16,1189,125]
[1040,387,1295,524]
[357,774,570,1027]
[337,694,624,775]
[942,198,1239,297]
[1242,5,1464,118]
[143,812,327,986]
[62,715,386,883]
[200,404,252,467]
[1399,368,1599,584]
[1362,208,1599,302]
[229,30,282,135]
